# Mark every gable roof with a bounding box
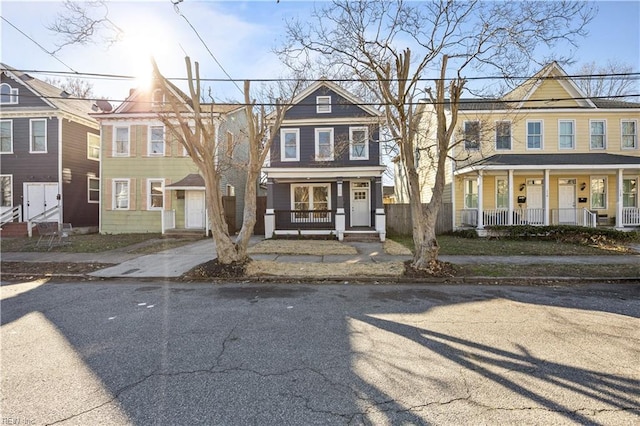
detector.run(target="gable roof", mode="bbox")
[0,63,97,122]
[287,79,382,117]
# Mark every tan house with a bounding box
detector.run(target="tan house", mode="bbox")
[92,80,248,235]
[397,62,640,231]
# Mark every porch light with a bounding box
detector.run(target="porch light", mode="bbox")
[580,182,587,191]
[519,183,526,192]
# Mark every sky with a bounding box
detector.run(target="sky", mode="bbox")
[1,0,639,104]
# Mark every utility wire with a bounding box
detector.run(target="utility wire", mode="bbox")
[1,16,78,74]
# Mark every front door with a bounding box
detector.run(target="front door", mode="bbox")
[185,191,205,228]
[558,183,576,224]
[526,184,543,224]
[24,183,59,221]
[350,182,370,227]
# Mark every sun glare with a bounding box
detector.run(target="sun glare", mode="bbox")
[121,26,168,91]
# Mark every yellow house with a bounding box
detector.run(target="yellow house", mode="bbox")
[403,62,640,231]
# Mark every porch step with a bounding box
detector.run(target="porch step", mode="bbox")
[0,222,30,238]
[163,229,207,239]
[342,231,381,242]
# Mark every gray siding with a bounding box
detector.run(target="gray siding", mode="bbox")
[1,74,52,109]
[285,87,372,119]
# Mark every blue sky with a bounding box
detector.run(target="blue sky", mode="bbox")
[1,0,638,102]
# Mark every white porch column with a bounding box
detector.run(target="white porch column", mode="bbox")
[335,180,345,241]
[477,171,484,230]
[508,169,514,225]
[544,169,550,226]
[265,179,275,239]
[616,168,624,229]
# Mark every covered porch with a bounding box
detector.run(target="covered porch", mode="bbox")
[163,174,208,236]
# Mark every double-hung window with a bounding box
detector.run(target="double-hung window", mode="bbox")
[464,179,478,209]
[280,128,299,161]
[623,178,637,208]
[87,133,100,160]
[292,183,330,222]
[558,120,575,149]
[113,179,130,210]
[590,120,606,150]
[149,125,165,155]
[114,126,130,156]
[30,119,47,153]
[88,177,100,203]
[0,120,12,153]
[496,178,508,209]
[463,121,480,150]
[621,120,637,149]
[315,128,334,161]
[316,96,331,113]
[1,175,12,208]
[349,127,369,160]
[147,179,164,209]
[0,83,18,104]
[495,121,511,150]
[527,120,543,150]
[590,177,606,209]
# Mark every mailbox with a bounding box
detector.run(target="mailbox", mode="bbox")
[578,197,587,203]
[517,196,527,203]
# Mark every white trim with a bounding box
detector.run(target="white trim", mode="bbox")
[495,120,511,151]
[87,132,100,161]
[463,120,480,151]
[314,127,334,161]
[526,119,543,150]
[0,83,19,104]
[316,95,331,113]
[280,128,300,162]
[589,119,607,150]
[29,118,48,153]
[455,163,640,175]
[88,176,100,204]
[113,125,130,157]
[290,182,332,214]
[148,124,165,156]
[558,119,575,150]
[621,119,638,150]
[589,176,607,210]
[265,166,386,180]
[0,174,13,208]
[349,126,369,160]
[112,178,130,210]
[279,117,381,126]
[0,119,13,154]
[350,180,370,227]
[147,179,164,210]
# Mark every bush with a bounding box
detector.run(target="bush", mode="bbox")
[485,225,640,245]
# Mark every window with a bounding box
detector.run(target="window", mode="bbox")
[623,178,637,208]
[30,119,47,153]
[349,127,369,160]
[292,183,331,222]
[1,120,12,153]
[315,128,334,161]
[496,178,508,209]
[147,179,164,209]
[152,89,164,107]
[1,175,12,207]
[590,177,606,209]
[463,121,480,150]
[114,126,129,156]
[149,125,165,155]
[622,120,637,149]
[87,133,100,160]
[280,128,299,161]
[558,120,575,149]
[88,177,100,203]
[590,120,606,150]
[316,96,331,113]
[0,83,18,104]
[495,121,511,150]
[113,179,130,210]
[464,179,478,209]
[527,120,543,149]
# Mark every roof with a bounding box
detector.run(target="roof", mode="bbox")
[471,153,640,167]
[0,63,97,121]
[165,173,205,190]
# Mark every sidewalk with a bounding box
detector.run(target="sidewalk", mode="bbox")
[2,238,639,280]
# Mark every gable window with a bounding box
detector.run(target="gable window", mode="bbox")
[1,120,13,153]
[280,128,300,161]
[527,120,543,150]
[87,133,100,160]
[590,120,606,150]
[621,120,637,149]
[114,126,130,156]
[292,183,331,222]
[463,121,480,150]
[496,178,508,209]
[149,125,165,155]
[495,121,511,150]
[316,96,331,113]
[147,179,164,209]
[0,83,18,104]
[113,179,130,210]
[558,120,575,149]
[88,177,100,203]
[151,89,164,107]
[349,127,369,160]
[315,128,334,161]
[30,119,47,153]
[1,175,12,207]
[590,177,606,209]
[623,178,637,207]
[464,179,478,209]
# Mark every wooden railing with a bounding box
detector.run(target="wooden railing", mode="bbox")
[622,207,640,226]
[27,205,60,237]
[274,210,335,230]
[0,205,22,227]
[551,208,596,227]
[161,209,176,234]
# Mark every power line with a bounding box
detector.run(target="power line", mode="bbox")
[0,16,78,74]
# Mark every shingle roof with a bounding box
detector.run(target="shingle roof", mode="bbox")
[165,173,205,188]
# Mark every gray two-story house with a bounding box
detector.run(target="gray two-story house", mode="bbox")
[0,64,100,236]
[263,80,386,241]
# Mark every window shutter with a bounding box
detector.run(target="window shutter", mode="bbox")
[103,126,113,158]
[104,178,112,210]
[130,126,140,157]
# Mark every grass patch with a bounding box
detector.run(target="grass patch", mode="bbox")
[1,233,164,253]
[455,263,640,278]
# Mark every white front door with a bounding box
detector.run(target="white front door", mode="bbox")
[185,191,205,228]
[24,183,59,221]
[350,183,370,227]
[558,184,576,224]
[526,185,543,224]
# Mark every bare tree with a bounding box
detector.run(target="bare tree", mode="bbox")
[574,60,638,100]
[151,57,293,265]
[278,0,594,271]
[45,77,94,98]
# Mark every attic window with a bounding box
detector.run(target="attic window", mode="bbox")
[152,89,164,107]
[0,83,18,104]
[316,96,331,113]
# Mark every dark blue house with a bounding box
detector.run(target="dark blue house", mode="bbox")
[263,80,386,241]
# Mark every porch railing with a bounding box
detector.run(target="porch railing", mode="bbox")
[461,208,543,227]
[27,205,60,237]
[161,209,176,234]
[622,207,640,226]
[0,205,22,227]
[274,210,335,230]
[551,208,596,227]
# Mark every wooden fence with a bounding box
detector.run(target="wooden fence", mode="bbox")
[384,203,453,235]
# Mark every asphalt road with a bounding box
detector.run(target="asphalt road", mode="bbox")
[1,279,639,425]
